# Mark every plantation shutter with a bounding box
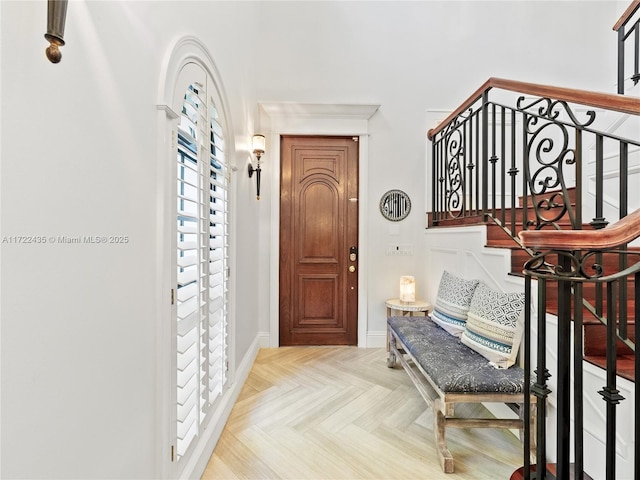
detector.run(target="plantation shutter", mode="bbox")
[175,81,228,462]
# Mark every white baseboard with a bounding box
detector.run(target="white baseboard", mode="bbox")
[365,331,387,348]
[257,331,271,348]
[181,334,261,480]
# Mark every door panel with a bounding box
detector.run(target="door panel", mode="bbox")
[280,136,358,345]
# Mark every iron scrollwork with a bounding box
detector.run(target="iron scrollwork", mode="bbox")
[441,108,475,218]
[523,249,604,282]
[518,97,596,231]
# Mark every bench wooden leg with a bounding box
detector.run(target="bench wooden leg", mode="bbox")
[434,400,454,473]
[529,401,537,462]
[387,351,396,368]
[387,327,397,368]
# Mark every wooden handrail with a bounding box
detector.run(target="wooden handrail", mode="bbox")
[519,208,640,250]
[427,77,640,140]
[613,0,640,31]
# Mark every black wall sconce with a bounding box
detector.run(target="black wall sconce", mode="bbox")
[45,0,68,63]
[248,134,265,200]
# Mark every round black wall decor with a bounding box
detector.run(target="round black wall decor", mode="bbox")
[379,189,411,221]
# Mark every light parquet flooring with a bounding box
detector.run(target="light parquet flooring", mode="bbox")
[202,347,524,480]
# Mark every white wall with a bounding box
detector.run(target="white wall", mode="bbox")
[0,1,630,478]
[251,1,621,344]
[1,1,261,478]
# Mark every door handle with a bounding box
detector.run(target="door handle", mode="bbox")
[349,246,357,262]
[349,265,356,273]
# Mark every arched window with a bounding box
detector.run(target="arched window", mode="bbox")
[175,76,229,463]
[157,37,234,476]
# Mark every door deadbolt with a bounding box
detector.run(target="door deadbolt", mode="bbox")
[348,265,356,273]
[349,246,357,262]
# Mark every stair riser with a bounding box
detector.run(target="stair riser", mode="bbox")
[584,324,636,356]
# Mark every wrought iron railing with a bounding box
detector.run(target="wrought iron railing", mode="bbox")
[520,213,640,480]
[428,78,640,238]
[615,0,640,94]
[427,78,640,479]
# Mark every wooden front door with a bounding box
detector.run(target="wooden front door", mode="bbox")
[279,136,359,346]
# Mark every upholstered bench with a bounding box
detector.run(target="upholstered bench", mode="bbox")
[387,316,535,473]
[386,270,536,473]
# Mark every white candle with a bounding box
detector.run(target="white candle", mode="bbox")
[399,276,415,303]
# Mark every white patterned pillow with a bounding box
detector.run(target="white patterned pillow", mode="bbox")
[431,271,480,337]
[461,283,525,369]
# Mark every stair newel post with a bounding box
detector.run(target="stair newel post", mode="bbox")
[521,112,530,233]
[481,90,489,222]
[635,271,639,480]
[509,108,518,236]
[431,136,437,224]
[523,274,532,480]
[599,280,624,480]
[590,135,608,319]
[499,106,506,225]
[439,138,445,222]
[573,280,585,480]
[490,102,498,217]
[532,275,550,479]
[619,142,629,340]
[590,135,608,231]
[556,254,573,480]
[574,128,583,229]
[463,117,469,217]
[475,109,481,215]
[618,27,626,95]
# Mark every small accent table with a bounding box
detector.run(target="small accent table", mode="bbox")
[385,298,432,318]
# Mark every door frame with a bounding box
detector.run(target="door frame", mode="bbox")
[259,102,380,348]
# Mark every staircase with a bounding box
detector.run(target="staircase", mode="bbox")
[430,187,639,382]
[426,74,640,479]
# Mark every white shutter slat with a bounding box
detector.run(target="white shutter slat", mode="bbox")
[209,271,223,287]
[177,156,198,174]
[177,267,197,287]
[177,240,197,252]
[177,283,197,302]
[178,223,197,234]
[177,377,196,406]
[177,176,198,192]
[177,388,197,417]
[209,261,223,278]
[177,356,197,387]
[177,252,198,268]
[209,308,223,325]
[177,335,198,370]
[177,309,198,337]
[209,237,223,249]
[209,224,223,237]
[177,295,198,320]
[177,405,197,441]
[209,248,223,262]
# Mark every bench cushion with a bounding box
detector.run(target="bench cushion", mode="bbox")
[388,316,526,394]
[431,270,480,337]
[461,283,525,369]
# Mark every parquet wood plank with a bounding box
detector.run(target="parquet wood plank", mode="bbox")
[202,347,524,479]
